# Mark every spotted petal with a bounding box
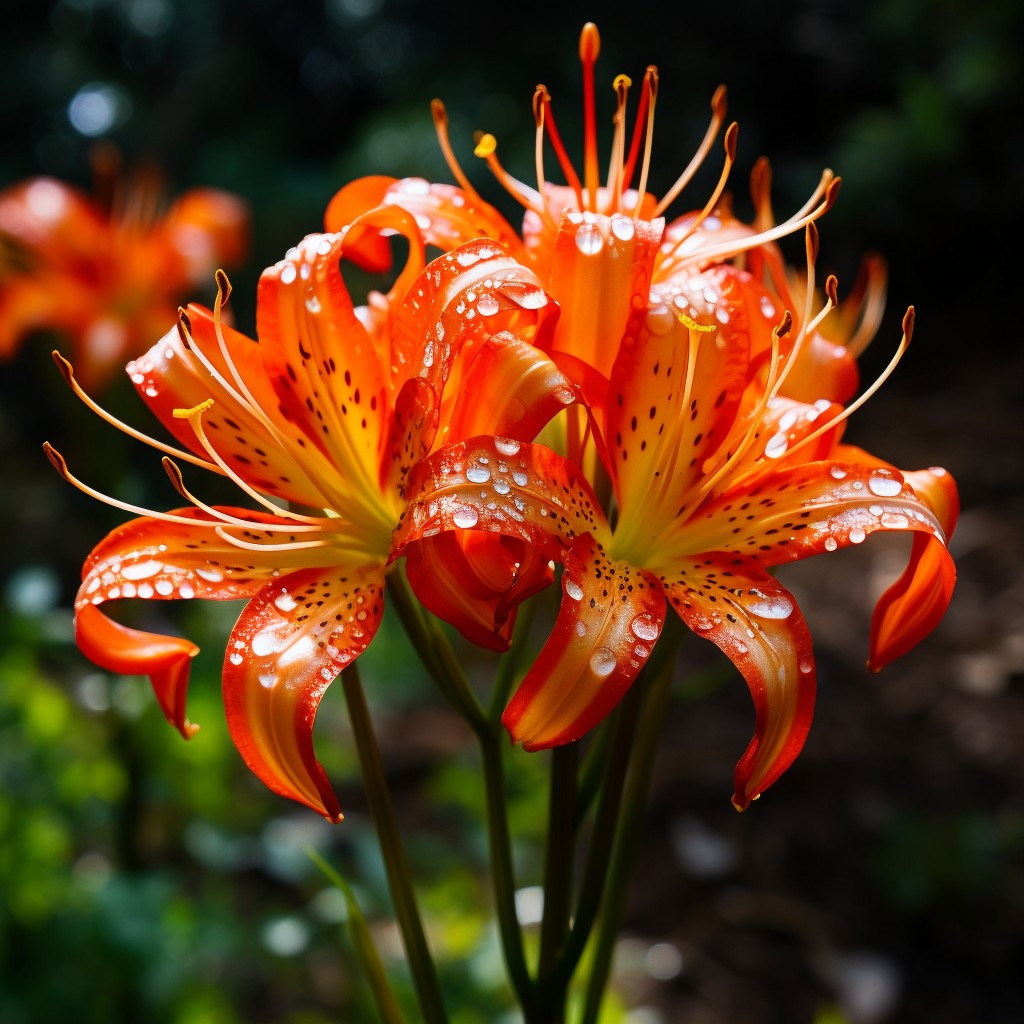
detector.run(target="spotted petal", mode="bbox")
[223,566,385,821]
[503,534,666,749]
[394,436,610,564]
[664,554,815,808]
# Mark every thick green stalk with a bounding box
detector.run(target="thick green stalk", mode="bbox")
[341,663,448,1024]
[387,581,535,1014]
[579,655,676,1024]
[538,742,579,997]
[537,683,642,1003]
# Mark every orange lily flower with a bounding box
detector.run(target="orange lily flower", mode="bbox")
[46,209,574,820]
[1,162,248,388]
[375,24,957,808]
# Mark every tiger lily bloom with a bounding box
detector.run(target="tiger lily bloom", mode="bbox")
[46,208,574,820]
[375,24,958,807]
[1,163,248,388]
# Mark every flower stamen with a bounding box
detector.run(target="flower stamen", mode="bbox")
[50,349,221,475]
[653,85,728,218]
[431,99,488,205]
[579,22,601,211]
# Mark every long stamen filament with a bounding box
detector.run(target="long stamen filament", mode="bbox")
[213,526,339,554]
[657,122,739,263]
[621,67,655,191]
[473,135,555,227]
[431,99,488,204]
[50,350,222,475]
[653,84,728,218]
[161,456,326,531]
[690,312,789,505]
[664,174,840,274]
[174,401,331,525]
[580,23,601,210]
[634,68,659,212]
[783,307,914,461]
[42,442,255,530]
[606,74,631,211]
[534,86,585,210]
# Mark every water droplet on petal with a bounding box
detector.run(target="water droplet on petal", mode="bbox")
[799,658,814,674]
[630,614,660,642]
[477,293,500,316]
[274,593,297,613]
[493,478,510,494]
[830,466,847,480]
[452,506,479,529]
[746,589,794,619]
[764,433,789,459]
[575,222,604,255]
[495,437,521,456]
[564,576,584,601]
[229,652,243,665]
[849,526,866,544]
[823,537,838,551]
[868,472,903,497]
[467,464,491,483]
[589,647,617,677]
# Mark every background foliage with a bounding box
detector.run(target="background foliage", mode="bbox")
[2,1,1023,1021]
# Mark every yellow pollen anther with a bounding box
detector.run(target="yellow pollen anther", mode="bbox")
[173,399,214,419]
[613,73,632,91]
[676,312,716,332]
[474,134,497,159]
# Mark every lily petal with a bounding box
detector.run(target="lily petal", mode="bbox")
[326,176,522,265]
[869,465,959,670]
[665,460,949,569]
[405,532,553,651]
[503,534,666,749]
[223,566,386,822]
[394,436,610,564]
[663,554,815,808]
[75,603,200,738]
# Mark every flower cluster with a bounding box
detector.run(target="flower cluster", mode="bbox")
[1,154,248,387]
[49,25,956,820]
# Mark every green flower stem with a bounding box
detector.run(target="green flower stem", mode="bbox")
[305,847,404,1024]
[538,741,579,995]
[479,726,538,1016]
[341,663,448,1024]
[386,569,487,734]
[579,654,677,1024]
[488,595,537,723]
[537,684,643,1003]
[387,576,536,1014]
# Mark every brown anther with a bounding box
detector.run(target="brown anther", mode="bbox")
[776,310,793,338]
[806,221,819,264]
[51,350,74,385]
[176,307,192,349]
[430,98,447,126]
[162,456,188,497]
[825,274,839,305]
[532,85,548,126]
[823,176,842,211]
[42,442,69,478]
[902,306,915,342]
[215,268,231,304]
[750,156,771,203]
[646,66,659,100]
[711,84,727,118]
[724,122,739,161]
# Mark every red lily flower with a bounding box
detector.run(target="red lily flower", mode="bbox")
[46,210,572,820]
[376,24,957,807]
[1,163,248,388]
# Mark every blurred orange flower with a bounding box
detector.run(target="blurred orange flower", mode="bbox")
[1,159,248,387]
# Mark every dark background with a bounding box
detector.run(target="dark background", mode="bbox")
[1,1,1022,1022]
